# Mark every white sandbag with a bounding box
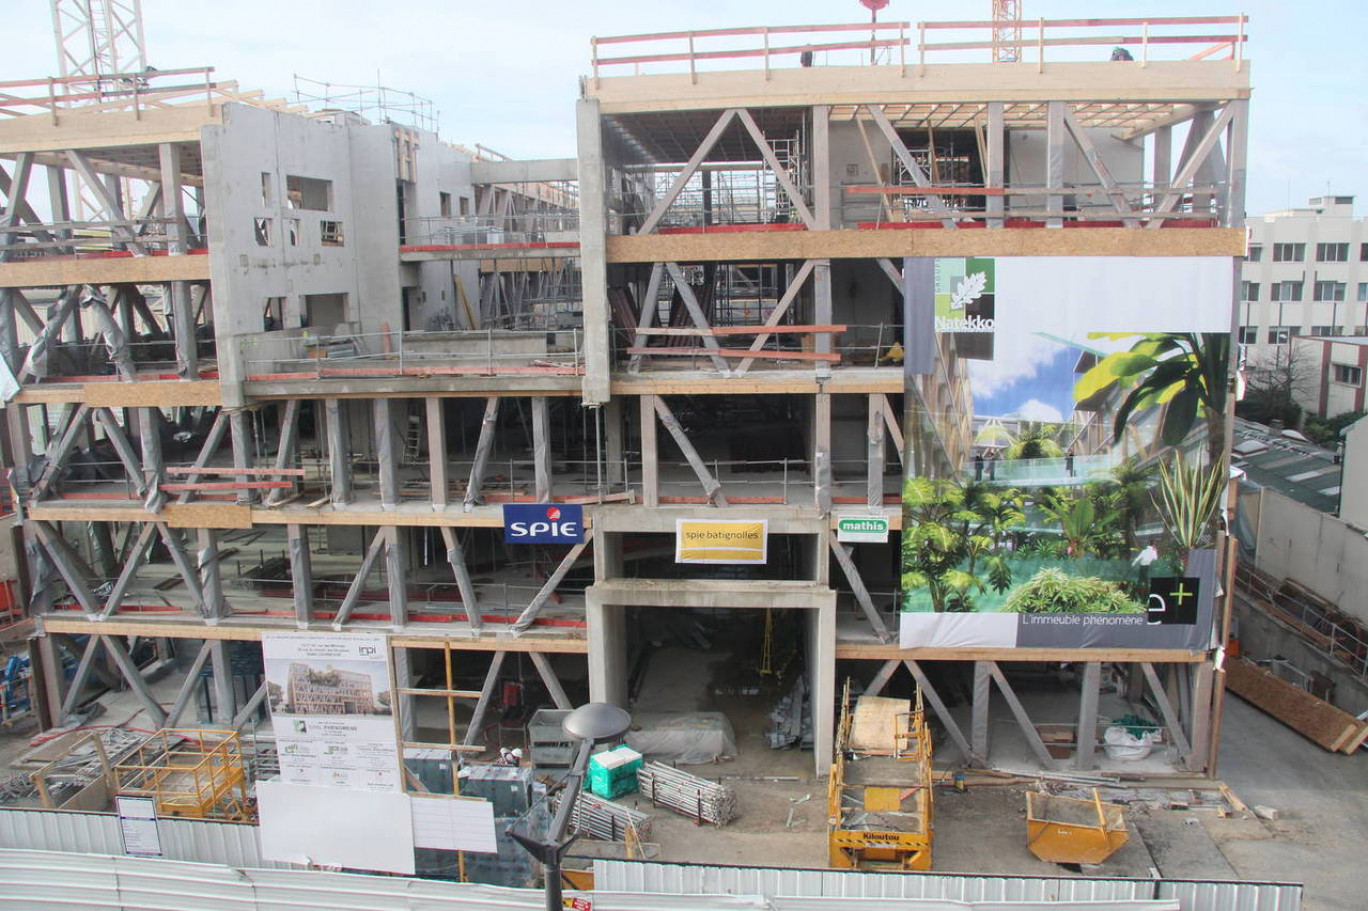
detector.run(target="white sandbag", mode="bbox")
[1102,724,1157,761]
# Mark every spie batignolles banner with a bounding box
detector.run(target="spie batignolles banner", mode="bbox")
[899,257,1232,650]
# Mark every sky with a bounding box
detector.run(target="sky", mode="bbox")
[5,0,1365,218]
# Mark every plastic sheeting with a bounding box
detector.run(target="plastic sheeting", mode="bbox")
[626,712,737,764]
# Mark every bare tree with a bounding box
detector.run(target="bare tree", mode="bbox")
[1238,342,1318,427]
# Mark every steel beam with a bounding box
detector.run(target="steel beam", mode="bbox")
[461,651,506,747]
[639,109,738,235]
[464,397,499,509]
[100,635,168,728]
[529,652,572,710]
[653,396,726,505]
[511,531,593,633]
[987,661,1057,769]
[662,262,729,374]
[867,105,956,228]
[904,659,982,766]
[332,529,388,628]
[827,531,891,642]
[164,641,214,727]
[1141,661,1194,763]
[439,526,481,632]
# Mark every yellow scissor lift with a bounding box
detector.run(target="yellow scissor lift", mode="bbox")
[827,682,934,870]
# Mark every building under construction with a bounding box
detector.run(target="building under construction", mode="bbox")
[0,10,1249,813]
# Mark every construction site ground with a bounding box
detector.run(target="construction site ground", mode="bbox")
[1,640,1364,911]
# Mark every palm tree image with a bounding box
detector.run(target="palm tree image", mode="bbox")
[1073,332,1230,468]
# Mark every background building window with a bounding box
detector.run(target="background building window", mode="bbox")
[1311,325,1338,337]
[1317,242,1349,262]
[1272,281,1303,301]
[1238,326,1258,345]
[439,192,452,218]
[1358,282,1368,302]
[1332,363,1363,386]
[1267,326,1292,344]
[1241,281,1260,301]
[1314,281,1346,302]
[1247,244,1263,262]
[1273,242,1305,262]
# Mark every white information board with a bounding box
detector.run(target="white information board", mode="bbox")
[262,632,399,792]
[115,796,162,858]
[258,780,415,874]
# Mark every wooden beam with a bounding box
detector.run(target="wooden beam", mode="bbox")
[606,227,1246,263]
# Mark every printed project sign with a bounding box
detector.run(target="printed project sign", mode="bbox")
[504,503,584,544]
[901,256,1232,650]
[676,519,768,564]
[263,632,399,792]
[836,515,890,544]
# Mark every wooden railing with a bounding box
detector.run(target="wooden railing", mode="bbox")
[916,15,1247,70]
[0,67,304,120]
[589,15,1248,82]
[591,22,912,84]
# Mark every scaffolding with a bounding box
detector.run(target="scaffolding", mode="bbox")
[113,729,252,821]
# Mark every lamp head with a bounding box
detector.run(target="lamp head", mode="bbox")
[562,702,631,743]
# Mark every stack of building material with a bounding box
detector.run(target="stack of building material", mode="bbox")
[636,761,737,827]
[588,746,643,799]
[556,789,652,843]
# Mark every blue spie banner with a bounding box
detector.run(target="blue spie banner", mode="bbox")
[503,503,584,544]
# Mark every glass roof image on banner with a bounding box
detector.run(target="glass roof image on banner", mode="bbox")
[901,257,1233,650]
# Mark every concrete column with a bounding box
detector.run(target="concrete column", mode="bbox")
[1153,125,1172,191]
[576,98,612,405]
[228,410,255,505]
[196,528,227,619]
[985,101,1005,227]
[374,399,399,509]
[639,394,658,507]
[287,524,313,628]
[386,527,409,628]
[605,397,625,486]
[814,260,833,372]
[1222,99,1249,228]
[814,391,832,511]
[426,398,448,509]
[532,396,552,503]
[586,591,628,707]
[812,105,831,230]
[325,399,353,506]
[1046,101,1066,227]
[808,603,836,776]
[209,640,236,724]
[971,661,992,760]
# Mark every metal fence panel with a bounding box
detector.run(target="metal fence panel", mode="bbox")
[592,860,1302,911]
[0,808,295,870]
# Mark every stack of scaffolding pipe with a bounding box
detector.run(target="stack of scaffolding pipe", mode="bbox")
[637,761,737,827]
[555,790,652,843]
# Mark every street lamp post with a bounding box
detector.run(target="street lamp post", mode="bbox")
[510,702,631,911]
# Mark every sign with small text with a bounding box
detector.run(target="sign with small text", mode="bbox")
[675,519,768,564]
